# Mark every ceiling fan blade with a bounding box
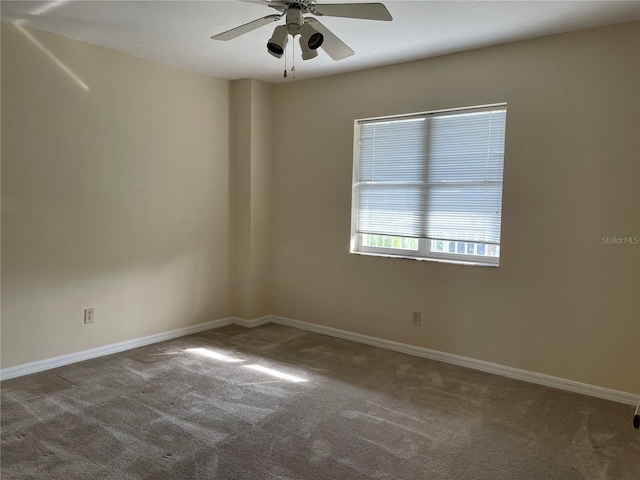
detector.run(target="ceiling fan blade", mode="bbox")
[240,0,288,10]
[239,0,273,5]
[211,14,282,41]
[306,18,354,61]
[313,3,392,21]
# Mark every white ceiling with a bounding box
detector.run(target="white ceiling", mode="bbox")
[2,1,639,84]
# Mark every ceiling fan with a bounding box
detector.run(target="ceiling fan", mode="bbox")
[211,0,392,61]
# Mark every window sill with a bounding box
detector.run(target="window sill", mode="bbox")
[350,250,500,268]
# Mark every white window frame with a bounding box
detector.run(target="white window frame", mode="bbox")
[350,103,507,267]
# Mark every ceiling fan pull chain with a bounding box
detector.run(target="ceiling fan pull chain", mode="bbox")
[292,40,296,79]
[283,40,288,78]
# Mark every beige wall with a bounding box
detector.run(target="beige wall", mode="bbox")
[2,21,638,395]
[230,79,273,318]
[270,22,640,393]
[1,25,232,367]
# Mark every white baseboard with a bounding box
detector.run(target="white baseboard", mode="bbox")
[3,313,638,407]
[232,315,272,328]
[269,315,640,406]
[0,317,239,381]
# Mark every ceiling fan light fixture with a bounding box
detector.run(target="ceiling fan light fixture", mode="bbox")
[299,36,318,60]
[300,22,323,50]
[267,25,289,57]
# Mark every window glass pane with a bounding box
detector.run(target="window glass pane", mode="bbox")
[428,111,506,183]
[357,185,423,237]
[359,119,425,183]
[363,234,419,251]
[426,184,502,244]
[430,240,499,258]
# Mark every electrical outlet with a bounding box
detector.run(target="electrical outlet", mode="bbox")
[84,308,95,324]
[412,311,421,326]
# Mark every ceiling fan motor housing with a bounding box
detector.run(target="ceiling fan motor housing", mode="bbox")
[286,7,304,33]
[285,6,323,50]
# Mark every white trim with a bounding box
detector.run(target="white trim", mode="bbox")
[0,317,235,381]
[232,315,272,328]
[269,315,640,406]
[3,313,638,407]
[0,316,277,381]
[351,249,498,268]
[357,102,508,124]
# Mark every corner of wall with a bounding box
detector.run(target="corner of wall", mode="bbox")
[229,79,275,319]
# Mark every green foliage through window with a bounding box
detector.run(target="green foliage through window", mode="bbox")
[364,235,419,251]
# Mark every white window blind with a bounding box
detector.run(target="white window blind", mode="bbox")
[357,118,426,238]
[352,105,507,263]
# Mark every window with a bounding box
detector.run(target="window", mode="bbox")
[350,104,507,266]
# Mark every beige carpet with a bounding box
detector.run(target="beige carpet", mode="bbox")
[1,323,639,479]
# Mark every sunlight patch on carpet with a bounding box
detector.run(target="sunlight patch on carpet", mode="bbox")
[243,364,308,383]
[185,348,245,363]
